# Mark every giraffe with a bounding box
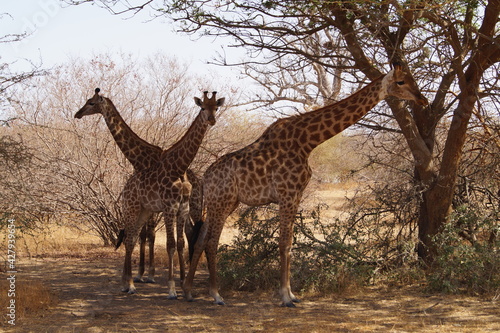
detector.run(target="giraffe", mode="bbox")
[120,91,225,298]
[183,64,428,307]
[74,88,202,283]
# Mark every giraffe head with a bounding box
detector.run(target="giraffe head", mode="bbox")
[74,88,107,119]
[194,91,225,126]
[380,63,428,106]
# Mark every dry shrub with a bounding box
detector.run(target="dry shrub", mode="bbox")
[217,205,376,296]
[427,206,500,296]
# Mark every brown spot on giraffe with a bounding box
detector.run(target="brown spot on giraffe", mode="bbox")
[183,64,427,307]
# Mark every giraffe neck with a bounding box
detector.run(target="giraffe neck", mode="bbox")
[100,98,162,170]
[288,75,385,155]
[161,111,209,177]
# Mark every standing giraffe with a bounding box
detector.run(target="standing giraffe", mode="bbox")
[121,91,225,298]
[183,64,428,307]
[74,88,202,283]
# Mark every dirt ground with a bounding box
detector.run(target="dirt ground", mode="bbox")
[2,184,499,332]
[2,249,499,333]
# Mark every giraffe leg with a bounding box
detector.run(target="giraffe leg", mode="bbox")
[278,204,300,307]
[206,223,225,305]
[205,203,237,305]
[122,225,141,294]
[177,199,190,283]
[122,208,151,294]
[164,207,179,300]
[182,220,209,302]
[134,225,147,283]
[122,239,136,294]
[145,220,156,283]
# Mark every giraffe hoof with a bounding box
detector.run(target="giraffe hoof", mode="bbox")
[144,278,156,284]
[133,277,145,283]
[122,287,137,294]
[167,295,178,300]
[281,301,296,308]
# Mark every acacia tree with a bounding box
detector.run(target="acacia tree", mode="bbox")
[66,0,500,263]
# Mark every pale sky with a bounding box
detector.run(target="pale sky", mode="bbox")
[1,0,239,76]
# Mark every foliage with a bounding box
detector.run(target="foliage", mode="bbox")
[219,201,499,296]
[427,206,500,295]
[218,206,280,291]
[292,204,379,294]
[218,204,392,294]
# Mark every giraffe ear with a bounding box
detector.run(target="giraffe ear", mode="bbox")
[216,98,225,107]
[194,97,202,107]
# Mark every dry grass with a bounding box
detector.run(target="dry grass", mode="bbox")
[0,223,96,327]
[0,189,498,331]
[2,221,200,275]
[0,223,122,262]
[0,278,57,323]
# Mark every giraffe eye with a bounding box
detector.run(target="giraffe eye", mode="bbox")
[89,102,95,106]
[396,81,405,86]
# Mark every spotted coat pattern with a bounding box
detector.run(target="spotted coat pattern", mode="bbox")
[183,65,428,307]
[75,89,215,296]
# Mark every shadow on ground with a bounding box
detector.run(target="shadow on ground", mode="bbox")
[2,252,499,332]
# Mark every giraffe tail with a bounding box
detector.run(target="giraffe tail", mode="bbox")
[188,220,204,262]
[115,229,125,250]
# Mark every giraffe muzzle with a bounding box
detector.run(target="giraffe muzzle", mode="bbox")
[208,115,216,125]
